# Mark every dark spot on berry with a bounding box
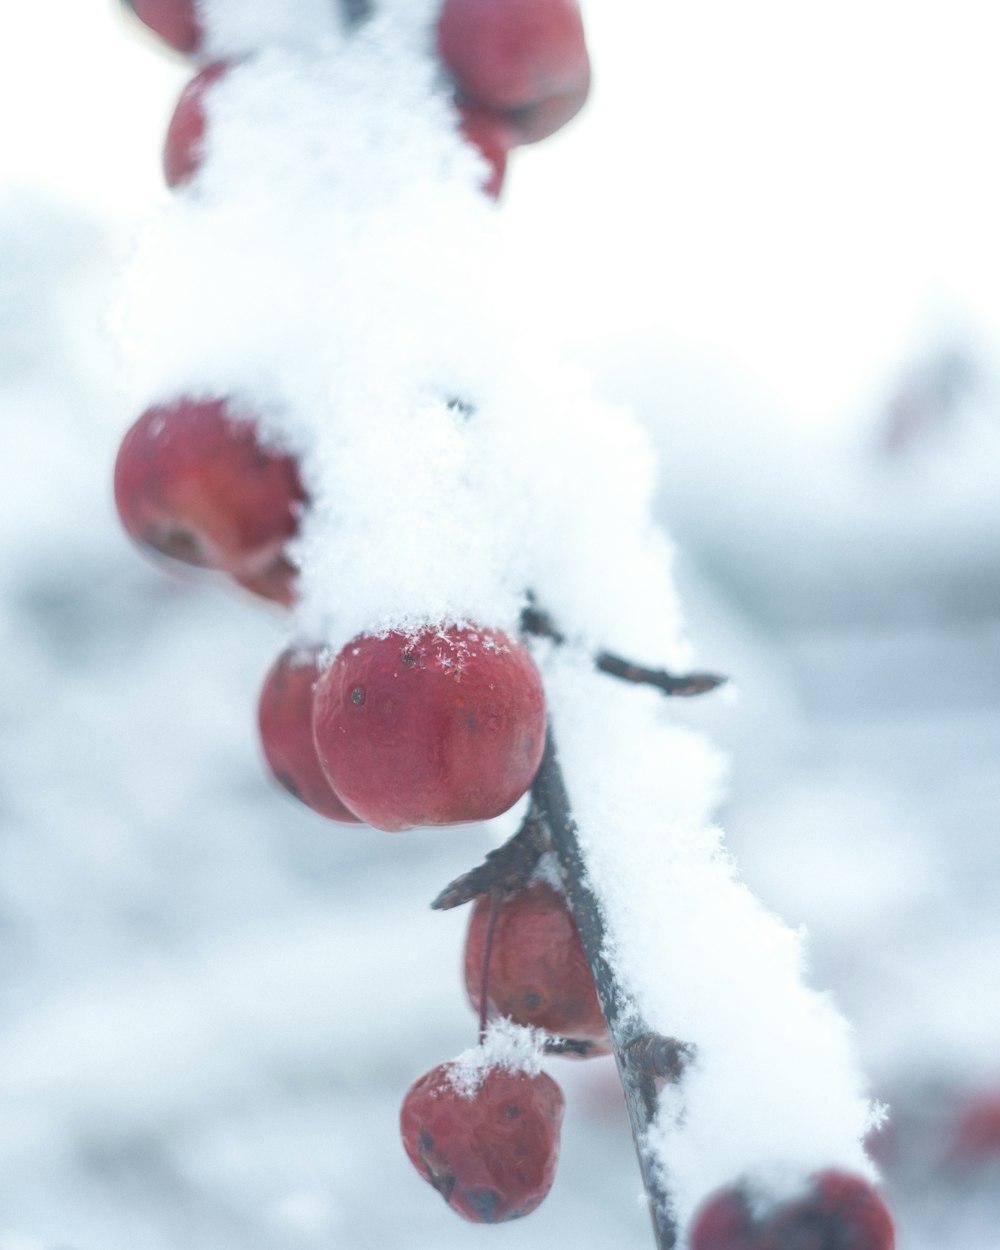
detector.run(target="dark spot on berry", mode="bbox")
[151,525,205,566]
[466,1188,502,1222]
[401,651,415,666]
[417,1136,455,1201]
[503,1103,521,1119]
[522,991,543,1011]
[351,687,365,706]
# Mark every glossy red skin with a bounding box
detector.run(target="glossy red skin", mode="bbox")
[312,626,546,832]
[400,1062,564,1222]
[123,0,203,54]
[113,396,305,580]
[258,647,361,823]
[690,1172,895,1250]
[456,103,515,199]
[438,0,589,115]
[163,61,229,188]
[465,883,610,1055]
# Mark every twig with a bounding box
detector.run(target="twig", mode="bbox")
[521,604,727,699]
[431,810,548,910]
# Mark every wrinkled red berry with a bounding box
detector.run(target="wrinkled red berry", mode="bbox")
[689,1171,895,1250]
[400,1061,564,1222]
[312,625,546,832]
[465,883,610,1055]
[164,61,230,188]
[258,647,361,823]
[113,396,305,583]
[122,0,203,54]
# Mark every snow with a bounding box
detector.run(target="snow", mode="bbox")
[2,1,1000,1248]
[446,1020,547,1096]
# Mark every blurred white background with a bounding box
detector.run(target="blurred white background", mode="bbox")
[1,1,999,1246]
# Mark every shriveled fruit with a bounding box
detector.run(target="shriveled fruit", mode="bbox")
[312,625,546,832]
[400,1061,564,1222]
[113,396,305,581]
[465,883,610,1054]
[689,1170,895,1250]
[258,646,361,823]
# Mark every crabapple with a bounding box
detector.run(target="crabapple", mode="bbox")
[457,103,516,199]
[689,1170,895,1250]
[163,61,229,188]
[400,1061,564,1222]
[312,625,546,832]
[121,0,203,54]
[113,396,305,583]
[465,883,610,1054]
[257,647,361,823]
[949,1090,1000,1163]
[437,0,589,118]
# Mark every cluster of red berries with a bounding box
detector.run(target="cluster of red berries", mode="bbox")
[114,2,896,1242]
[123,0,590,198]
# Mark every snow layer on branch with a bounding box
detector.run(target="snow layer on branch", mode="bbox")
[543,653,877,1227]
[118,20,688,665]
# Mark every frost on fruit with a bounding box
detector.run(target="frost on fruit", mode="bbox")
[311,626,546,831]
[400,1029,563,1224]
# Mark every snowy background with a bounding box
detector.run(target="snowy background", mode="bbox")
[2,1,999,1247]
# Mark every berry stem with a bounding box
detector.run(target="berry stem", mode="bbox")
[477,890,502,1042]
[530,729,683,1250]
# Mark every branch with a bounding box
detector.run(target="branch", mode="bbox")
[531,730,690,1250]
[521,604,726,699]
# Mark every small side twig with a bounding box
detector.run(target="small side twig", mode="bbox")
[431,809,548,911]
[521,603,726,699]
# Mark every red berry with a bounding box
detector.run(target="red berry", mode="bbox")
[690,1172,895,1250]
[113,396,306,582]
[457,103,516,199]
[465,883,610,1054]
[400,1061,564,1222]
[258,647,361,824]
[438,0,589,117]
[122,0,203,54]
[163,61,229,188]
[949,1090,1000,1162]
[689,1187,756,1250]
[312,625,546,832]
